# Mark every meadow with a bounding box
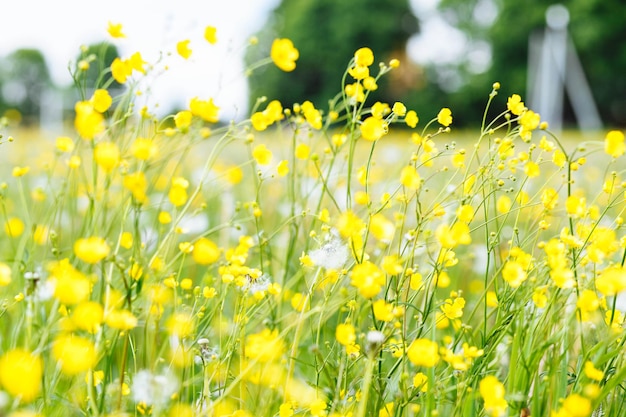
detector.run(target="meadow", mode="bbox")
[1,25,626,417]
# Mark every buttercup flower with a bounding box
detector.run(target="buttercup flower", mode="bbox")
[271,38,299,72]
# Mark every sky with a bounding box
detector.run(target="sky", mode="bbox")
[0,0,473,121]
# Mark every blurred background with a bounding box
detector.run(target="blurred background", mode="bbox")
[1,0,624,131]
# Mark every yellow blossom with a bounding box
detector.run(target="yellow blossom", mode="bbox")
[175,110,193,130]
[271,38,299,72]
[189,97,220,123]
[437,108,452,127]
[0,349,42,402]
[94,142,120,172]
[400,165,420,190]
[245,328,285,363]
[192,237,220,264]
[361,116,387,141]
[479,375,508,417]
[52,334,97,375]
[111,57,132,84]
[506,94,526,115]
[90,89,112,113]
[407,338,439,367]
[354,47,374,67]
[105,309,138,330]
[72,301,104,333]
[176,40,192,59]
[204,26,217,44]
[252,143,273,165]
[166,312,195,338]
[350,261,385,298]
[0,262,11,286]
[605,130,625,158]
[55,136,75,152]
[74,101,104,139]
[74,236,110,263]
[107,21,126,38]
[5,217,24,237]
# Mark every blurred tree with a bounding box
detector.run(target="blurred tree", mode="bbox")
[0,49,52,124]
[433,0,626,127]
[247,0,419,111]
[74,42,122,94]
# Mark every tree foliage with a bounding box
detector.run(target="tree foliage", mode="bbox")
[247,0,418,111]
[0,49,52,123]
[436,0,626,126]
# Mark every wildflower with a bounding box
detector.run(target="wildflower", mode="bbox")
[479,375,508,417]
[74,236,110,263]
[91,89,112,113]
[245,328,285,363]
[436,223,471,248]
[189,97,220,123]
[5,217,24,237]
[277,160,289,176]
[166,312,195,338]
[295,143,310,160]
[506,94,525,115]
[131,137,158,160]
[271,38,299,72]
[605,130,625,158]
[132,369,179,407]
[350,261,386,298]
[55,136,75,152]
[437,108,452,127]
[192,237,220,264]
[371,102,390,119]
[596,265,626,296]
[405,110,418,128]
[361,116,387,141]
[441,297,465,319]
[301,101,322,129]
[52,334,97,375]
[174,110,193,130]
[94,142,120,172]
[204,26,217,44]
[105,309,138,330]
[413,372,428,392]
[400,165,420,190]
[111,57,132,83]
[363,76,378,91]
[557,393,591,417]
[519,110,540,141]
[123,171,148,203]
[501,260,527,288]
[176,40,192,59]
[74,101,104,139]
[72,301,104,333]
[0,262,11,286]
[407,338,439,367]
[373,299,395,322]
[0,349,42,402]
[369,213,395,242]
[354,47,374,67]
[50,259,91,305]
[107,21,126,38]
[252,144,273,165]
[392,102,407,116]
[348,65,369,80]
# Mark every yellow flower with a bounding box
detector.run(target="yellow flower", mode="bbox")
[559,394,591,417]
[5,217,24,237]
[123,171,148,203]
[336,323,356,346]
[584,361,603,381]
[407,338,439,367]
[295,143,310,160]
[74,236,110,263]
[110,57,132,84]
[479,375,508,417]
[596,265,626,296]
[350,261,386,298]
[166,312,195,338]
[176,40,192,59]
[0,262,11,286]
[107,21,126,38]
[0,349,42,402]
[128,51,146,73]
[361,116,387,141]
[94,142,120,172]
[252,144,273,165]
[55,136,75,152]
[90,89,112,113]
[392,102,407,116]
[204,26,217,44]
[506,94,525,115]
[52,334,97,375]
[400,165,421,190]
[441,297,465,319]
[501,260,527,288]
[189,97,220,123]
[174,110,193,130]
[105,309,138,330]
[72,301,104,333]
[413,372,428,392]
[436,223,471,248]
[12,166,29,177]
[373,299,394,322]
[131,137,158,160]
[301,100,322,129]
[271,38,299,72]
[277,160,289,176]
[605,130,625,158]
[354,47,374,67]
[437,108,452,127]
[74,101,104,140]
[245,328,285,363]
[169,184,188,207]
[50,259,91,305]
[405,110,418,128]
[192,237,220,264]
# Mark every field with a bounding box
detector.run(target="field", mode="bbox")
[1,34,626,417]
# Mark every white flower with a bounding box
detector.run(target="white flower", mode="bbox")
[132,369,179,406]
[309,237,349,270]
